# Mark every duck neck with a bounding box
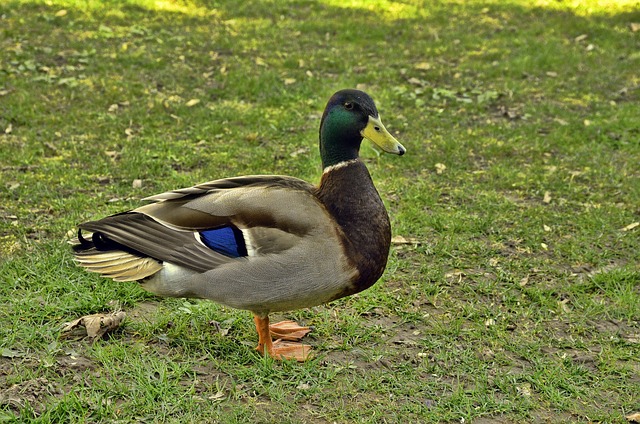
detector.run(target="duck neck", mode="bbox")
[320,135,361,169]
[316,161,391,294]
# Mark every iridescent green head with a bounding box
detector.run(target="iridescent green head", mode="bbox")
[319,89,406,169]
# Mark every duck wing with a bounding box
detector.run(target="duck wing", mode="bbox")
[75,175,327,276]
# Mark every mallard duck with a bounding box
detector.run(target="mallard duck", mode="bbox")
[73,89,405,361]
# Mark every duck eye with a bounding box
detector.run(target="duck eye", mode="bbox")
[344,102,354,110]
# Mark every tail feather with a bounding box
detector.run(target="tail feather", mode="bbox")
[75,248,162,282]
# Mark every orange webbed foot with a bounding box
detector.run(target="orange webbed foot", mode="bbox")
[269,320,312,341]
[270,340,313,361]
[254,315,313,362]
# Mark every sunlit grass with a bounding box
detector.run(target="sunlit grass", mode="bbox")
[524,0,640,15]
[23,0,217,16]
[321,0,426,19]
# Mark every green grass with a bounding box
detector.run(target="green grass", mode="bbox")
[1,0,639,422]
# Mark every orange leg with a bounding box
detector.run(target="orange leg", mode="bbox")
[253,315,312,361]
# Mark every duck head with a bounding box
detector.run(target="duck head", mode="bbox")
[319,89,406,169]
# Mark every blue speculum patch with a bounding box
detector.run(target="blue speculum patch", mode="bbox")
[200,226,247,257]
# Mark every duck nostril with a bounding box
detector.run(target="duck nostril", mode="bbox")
[374,126,380,132]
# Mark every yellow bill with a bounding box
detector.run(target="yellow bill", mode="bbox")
[361,115,406,156]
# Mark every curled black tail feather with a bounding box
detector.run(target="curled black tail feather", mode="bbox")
[74,228,146,258]
[75,229,94,251]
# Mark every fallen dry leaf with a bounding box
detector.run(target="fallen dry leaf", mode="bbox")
[627,412,640,423]
[630,23,640,33]
[434,163,447,174]
[208,391,226,402]
[621,222,639,232]
[132,179,143,189]
[516,383,532,397]
[104,150,119,161]
[185,98,201,107]
[624,334,640,344]
[283,78,296,85]
[107,101,130,113]
[574,34,588,42]
[391,235,424,245]
[543,191,552,204]
[289,147,309,157]
[61,311,126,342]
[558,298,571,313]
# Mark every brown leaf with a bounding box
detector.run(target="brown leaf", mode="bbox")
[289,147,309,157]
[516,383,532,397]
[61,311,126,342]
[434,163,447,174]
[624,334,640,344]
[627,412,640,423]
[104,150,119,161]
[630,23,640,33]
[557,298,571,313]
[391,235,424,245]
[554,118,569,126]
[621,222,639,232]
[574,34,588,42]
[208,391,226,402]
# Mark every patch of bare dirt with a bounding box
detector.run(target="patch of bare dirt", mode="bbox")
[0,375,62,415]
[127,300,162,322]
